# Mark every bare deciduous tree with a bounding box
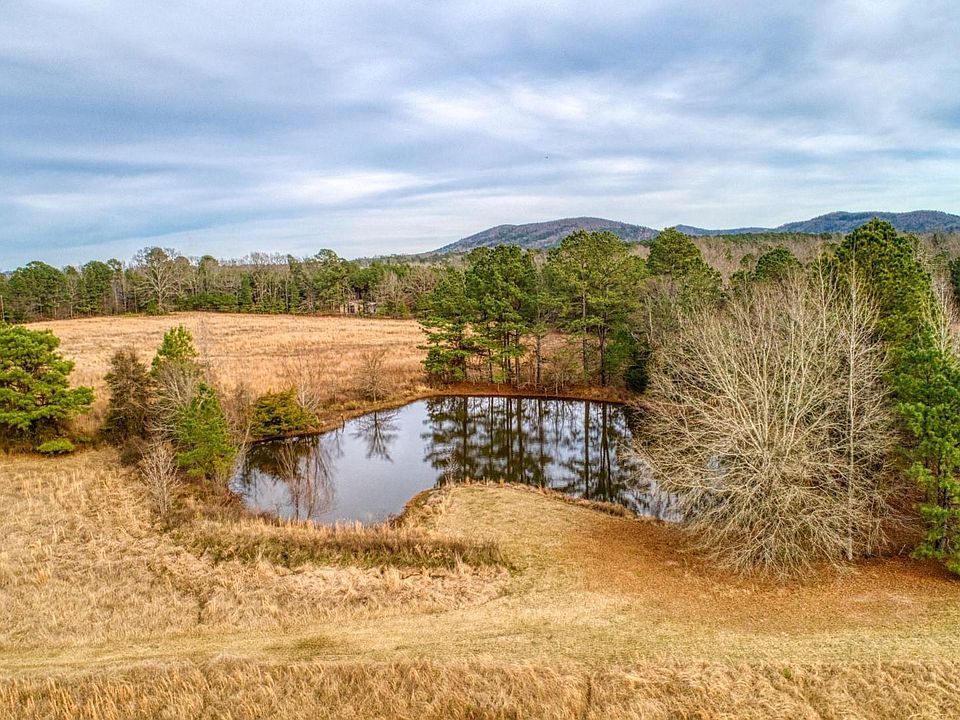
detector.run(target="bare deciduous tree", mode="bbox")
[543,345,581,394]
[150,361,201,440]
[133,247,183,313]
[928,270,960,356]
[354,348,390,402]
[636,271,895,576]
[282,343,327,413]
[139,441,180,517]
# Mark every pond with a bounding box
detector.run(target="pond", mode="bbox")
[231,395,672,525]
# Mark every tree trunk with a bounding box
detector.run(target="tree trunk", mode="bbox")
[581,292,588,383]
[534,333,542,388]
[598,325,607,386]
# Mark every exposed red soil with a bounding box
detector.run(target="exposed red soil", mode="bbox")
[569,511,960,634]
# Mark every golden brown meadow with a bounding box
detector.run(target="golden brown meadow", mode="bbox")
[5,313,960,718]
[29,313,428,430]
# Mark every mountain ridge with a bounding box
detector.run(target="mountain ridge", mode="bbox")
[435,217,658,253]
[435,210,960,253]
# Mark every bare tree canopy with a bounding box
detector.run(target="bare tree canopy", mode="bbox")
[133,247,184,313]
[636,271,896,576]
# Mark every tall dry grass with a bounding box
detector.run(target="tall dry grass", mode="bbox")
[180,516,504,570]
[0,450,505,650]
[3,453,960,716]
[3,659,959,720]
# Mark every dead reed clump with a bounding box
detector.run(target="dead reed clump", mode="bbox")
[180,517,506,570]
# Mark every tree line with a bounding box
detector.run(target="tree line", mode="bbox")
[419,228,722,389]
[0,247,440,322]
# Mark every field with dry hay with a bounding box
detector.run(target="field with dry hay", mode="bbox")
[5,313,960,718]
[28,312,429,432]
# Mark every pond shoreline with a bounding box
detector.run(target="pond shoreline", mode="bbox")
[235,393,653,526]
[270,381,633,442]
[201,383,636,523]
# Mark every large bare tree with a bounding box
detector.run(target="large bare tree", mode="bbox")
[635,270,895,576]
[133,247,183,313]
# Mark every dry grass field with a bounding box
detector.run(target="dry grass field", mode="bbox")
[5,313,960,717]
[29,313,429,432]
[2,450,960,718]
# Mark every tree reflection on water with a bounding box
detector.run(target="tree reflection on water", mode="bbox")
[422,396,673,518]
[351,409,400,461]
[233,396,674,524]
[240,431,342,521]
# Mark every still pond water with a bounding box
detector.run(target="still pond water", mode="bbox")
[231,395,671,525]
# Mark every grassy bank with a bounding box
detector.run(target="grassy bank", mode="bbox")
[3,448,960,717]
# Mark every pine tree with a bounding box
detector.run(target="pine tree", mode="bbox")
[545,230,645,385]
[833,219,960,573]
[646,228,722,310]
[238,274,254,312]
[419,269,475,382]
[173,381,236,480]
[151,325,199,373]
[896,343,960,570]
[0,325,93,442]
[464,246,536,383]
[753,247,802,282]
[103,347,153,443]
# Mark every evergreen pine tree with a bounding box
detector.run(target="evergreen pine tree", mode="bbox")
[0,325,93,442]
[173,381,236,480]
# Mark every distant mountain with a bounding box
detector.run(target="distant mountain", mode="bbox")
[435,217,658,253]
[679,210,960,236]
[673,224,769,237]
[433,210,960,254]
[774,210,960,234]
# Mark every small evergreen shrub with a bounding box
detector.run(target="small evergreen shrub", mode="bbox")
[249,389,317,439]
[103,347,153,444]
[623,355,650,393]
[37,438,76,455]
[151,325,199,373]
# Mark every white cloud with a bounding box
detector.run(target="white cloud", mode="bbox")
[0,0,958,267]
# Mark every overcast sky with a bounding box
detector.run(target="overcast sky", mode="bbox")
[2,0,959,267]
